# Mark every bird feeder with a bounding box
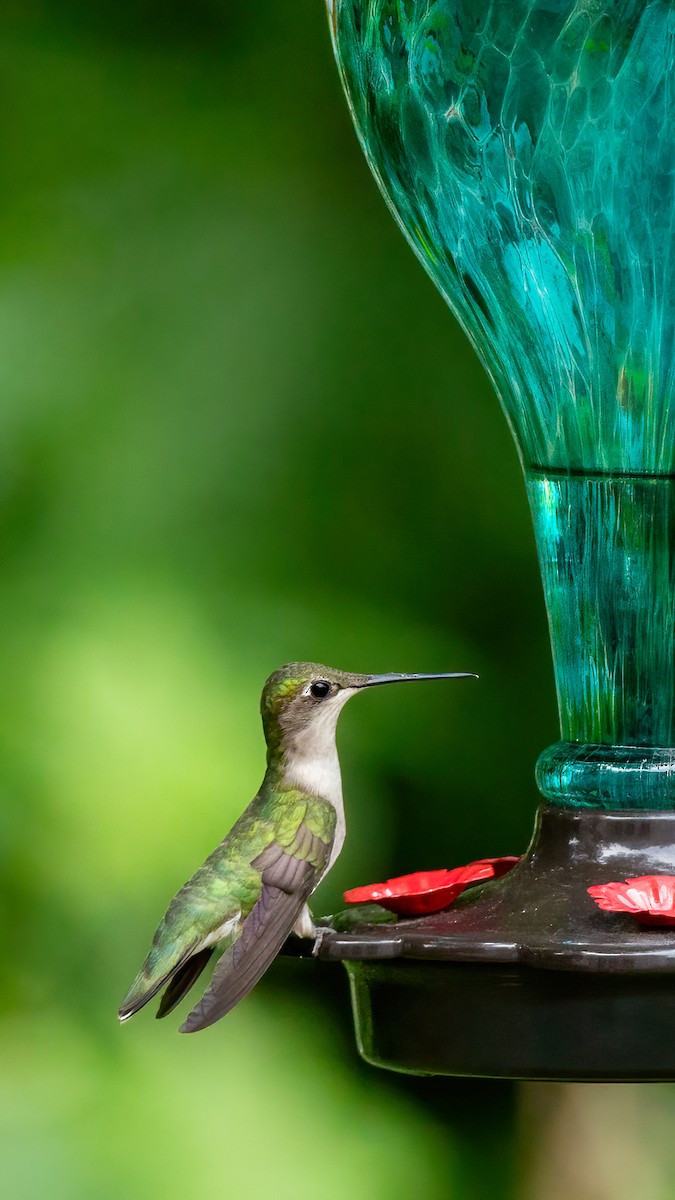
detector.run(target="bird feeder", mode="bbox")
[315,0,675,1080]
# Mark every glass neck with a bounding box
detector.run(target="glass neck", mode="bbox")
[526,465,675,809]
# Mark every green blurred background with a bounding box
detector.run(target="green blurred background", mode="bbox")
[0,1,573,1196]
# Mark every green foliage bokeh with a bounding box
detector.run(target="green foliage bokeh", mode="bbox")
[0,2,558,1197]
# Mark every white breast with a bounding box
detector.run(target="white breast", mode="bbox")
[281,689,356,883]
[284,747,346,882]
[287,749,342,809]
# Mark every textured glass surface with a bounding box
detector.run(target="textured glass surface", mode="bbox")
[328,0,675,808]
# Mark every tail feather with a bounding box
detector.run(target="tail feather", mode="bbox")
[156,948,213,1019]
[118,972,171,1022]
[118,944,197,1022]
[179,891,302,1033]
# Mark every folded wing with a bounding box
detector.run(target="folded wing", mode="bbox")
[179,821,330,1033]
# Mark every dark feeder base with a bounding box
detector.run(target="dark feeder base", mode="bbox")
[315,806,675,1080]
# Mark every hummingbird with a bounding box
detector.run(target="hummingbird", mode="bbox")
[118,662,476,1033]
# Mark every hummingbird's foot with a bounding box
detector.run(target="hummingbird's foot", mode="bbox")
[311,926,329,957]
[292,903,317,940]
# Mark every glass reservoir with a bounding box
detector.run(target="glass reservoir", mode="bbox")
[328,0,675,810]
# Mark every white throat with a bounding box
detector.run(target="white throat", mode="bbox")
[284,740,345,875]
[285,746,343,809]
[281,689,357,870]
[282,688,356,804]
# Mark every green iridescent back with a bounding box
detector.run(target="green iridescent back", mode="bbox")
[329,0,675,808]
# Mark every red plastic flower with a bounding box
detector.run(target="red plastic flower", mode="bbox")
[588,876,675,926]
[344,855,521,917]
[472,856,521,879]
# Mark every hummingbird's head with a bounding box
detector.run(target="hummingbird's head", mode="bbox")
[261,663,362,755]
[260,662,477,764]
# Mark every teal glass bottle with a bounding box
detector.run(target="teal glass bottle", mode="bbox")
[328,0,675,810]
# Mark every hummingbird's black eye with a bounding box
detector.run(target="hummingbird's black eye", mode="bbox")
[310,680,331,699]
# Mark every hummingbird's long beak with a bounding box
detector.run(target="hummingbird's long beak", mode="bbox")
[360,672,478,687]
